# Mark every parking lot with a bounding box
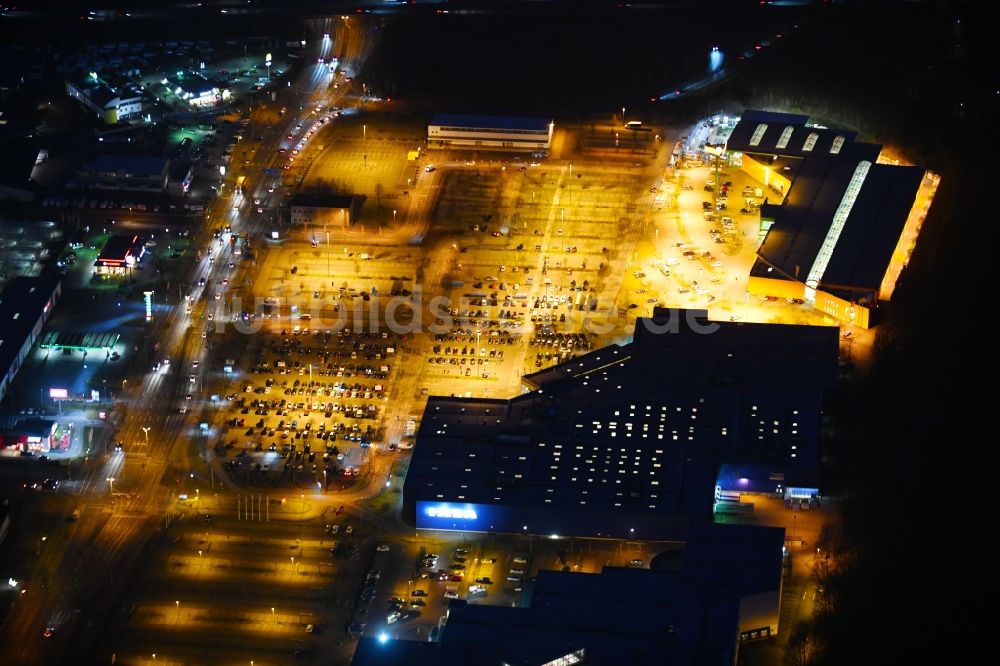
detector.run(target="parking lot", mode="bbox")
[369,531,680,642]
[192,321,404,492]
[108,502,377,665]
[622,157,833,327]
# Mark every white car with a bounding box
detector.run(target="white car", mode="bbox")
[443,591,459,599]
[377,543,390,552]
[424,165,435,172]
[665,258,680,266]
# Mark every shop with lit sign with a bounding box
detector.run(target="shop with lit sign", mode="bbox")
[94,234,145,275]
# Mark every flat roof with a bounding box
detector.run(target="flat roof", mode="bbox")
[290,194,356,209]
[755,156,924,292]
[0,276,60,382]
[822,164,925,289]
[352,566,739,666]
[169,162,193,180]
[39,330,120,351]
[0,142,40,190]
[80,154,169,178]
[681,522,785,596]
[405,310,838,537]
[0,417,57,438]
[726,109,862,159]
[429,113,551,133]
[97,233,143,263]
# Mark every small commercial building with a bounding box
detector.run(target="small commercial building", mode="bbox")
[722,110,939,328]
[65,73,143,124]
[0,275,61,404]
[94,233,145,275]
[290,194,360,228]
[162,72,231,108]
[0,418,61,454]
[428,114,553,153]
[167,162,194,196]
[0,142,44,203]
[75,155,170,192]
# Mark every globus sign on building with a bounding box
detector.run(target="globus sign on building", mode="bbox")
[416,501,495,532]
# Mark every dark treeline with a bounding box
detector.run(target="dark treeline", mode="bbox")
[710,2,990,663]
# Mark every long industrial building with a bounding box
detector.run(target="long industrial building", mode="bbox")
[427,114,553,153]
[403,309,838,541]
[0,275,61,404]
[718,110,938,328]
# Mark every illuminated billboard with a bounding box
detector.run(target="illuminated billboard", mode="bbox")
[49,388,69,399]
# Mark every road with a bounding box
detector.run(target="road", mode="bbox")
[0,16,374,665]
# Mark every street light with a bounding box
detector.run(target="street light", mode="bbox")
[621,106,626,125]
[107,477,115,495]
[142,426,150,443]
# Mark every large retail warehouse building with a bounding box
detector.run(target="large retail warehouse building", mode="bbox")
[720,110,938,328]
[403,309,838,541]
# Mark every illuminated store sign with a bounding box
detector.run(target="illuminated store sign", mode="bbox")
[416,501,492,531]
[425,505,477,520]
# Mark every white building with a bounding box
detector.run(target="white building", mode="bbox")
[428,114,553,153]
[65,73,143,124]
